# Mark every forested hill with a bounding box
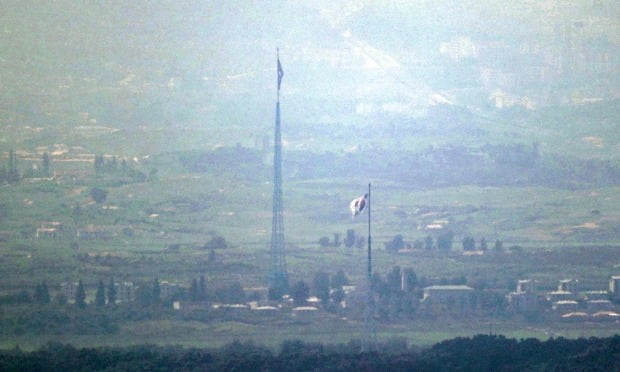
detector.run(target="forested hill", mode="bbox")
[1,1,618,157]
[2,335,619,371]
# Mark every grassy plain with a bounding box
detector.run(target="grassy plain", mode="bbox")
[2,102,620,348]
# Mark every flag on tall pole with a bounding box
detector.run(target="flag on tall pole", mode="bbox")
[349,184,375,351]
[277,49,284,91]
[349,193,368,217]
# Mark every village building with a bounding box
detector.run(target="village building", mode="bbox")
[60,281,78,303]
[77,225,109,240]
[115,282,135,303]
[591,311,620,322]
[587,299,614,313]
[292,306,320,321]
[547,278,579,302]
[552,300,579,314]
[507,279,539,314]
[609,276,620,301]
[558,279,579,293]
[159,281,183,300]
[36,227,59,239]
[36,221,64,239]
[421,285,474,313]
[582,290,609,301]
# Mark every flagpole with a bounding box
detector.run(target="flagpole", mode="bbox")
[276,48,280,103]
[367,183,371,282]
[362,182,374,352]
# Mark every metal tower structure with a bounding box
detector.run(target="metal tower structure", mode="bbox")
[268,50,289,297]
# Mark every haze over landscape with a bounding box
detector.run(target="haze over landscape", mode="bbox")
[1,1,620,369]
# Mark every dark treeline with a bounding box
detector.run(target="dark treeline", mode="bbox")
[1,335,619,371]
[286,145,620,189]
[175,143,620,189]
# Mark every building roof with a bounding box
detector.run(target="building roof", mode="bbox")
[561,312,588,318]
[554,300,579,305]
[424,285,474,291]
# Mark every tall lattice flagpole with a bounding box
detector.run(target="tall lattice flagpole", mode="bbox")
[268,49,288,297]
[362,182,376,351]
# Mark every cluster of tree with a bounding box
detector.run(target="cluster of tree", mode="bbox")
[0,307,119,336]
[0,149,20,184]
[460,236,504,252]
[4,335,619,370]
[33,282,51,305]
[319,229,365,249]
[189,275,207,302]
[290,270,349,309]
[7,150,57,182]
[0,150,53,184]
[385,232,505,253]
[93,154,147,181]
[285,143,620,189]
[370,266,421,320]
[179,146,267,181]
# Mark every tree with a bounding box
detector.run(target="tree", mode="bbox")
[333,233,341,248]
[198,275,206,301]
[331,288,345,304]
[318,236,330,248]
[291,280,310,306]
[344,229,355,248]
[493,239,504,253]
[110,156,118,172]
[385,234,404,253]
[371,272,387,295]
[190,278,198,302]
[413,239,423,250]
[7,149,19,183]
[312,271,330,304]
[462,236,475,251]
[41,152,51,177]
[55,293,67,305]
[330,270,349,290]
[480,237,488,251]
[95,280,106,307]
[386,266,402,294]
[152,278,161,304]
[107,278,116,306]
[135,283,152,307]
[94,154,104,174]
[208,249,217,263]
[437,231,454,251]
[403,268,417,292]
[75,280,86,308]
[34,282,50,304]
[91,187,108,203]
[148,168,158,181]
[216,282,245,304]
[424,235,434,250]
[204,236,228,250]
[41,282,51,304]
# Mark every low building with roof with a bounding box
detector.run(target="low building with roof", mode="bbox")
[507,279,539,314]
[609,276,620,301]
[421,285,474,313]
[552,300,579,314]
[592,311,620,322]
[115,281,135,303]
[587,299,614,312]
[583,290,609,301]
